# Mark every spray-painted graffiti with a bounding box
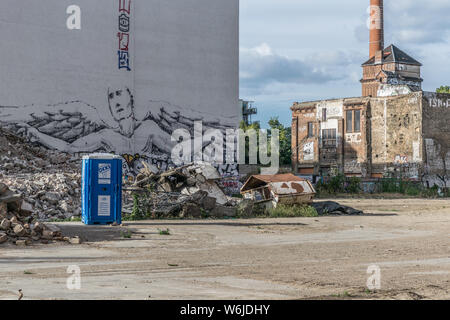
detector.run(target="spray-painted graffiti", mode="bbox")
[386,78,421,89]
[394,155,408,165]
[303,142,314,161]
[423,138,449,188]
[117,0,132,71]
[218,177,243,195]
[345,133,362,144]
[344,160,362,174]
[424,92,450,108]
[214,164,239,177]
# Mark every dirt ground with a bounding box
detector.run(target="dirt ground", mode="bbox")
[0,198,449,300]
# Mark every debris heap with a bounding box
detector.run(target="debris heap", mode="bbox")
[124,162,238,218]
[0,182,80,245]
[0,128,82,221]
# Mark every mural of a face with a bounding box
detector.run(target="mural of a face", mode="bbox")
[108,88,134,121]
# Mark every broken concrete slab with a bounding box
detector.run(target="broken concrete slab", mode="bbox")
[69,237,82,245]
[211,205,237,218]
[0,190,21,204]
[0,219,11,231]
[19,201,34,216]
[13,224,26,237]
[0,183,8,195]
[0,232,7,244]
[182,203,202,218]
[202,197,217,211]
[15,240,29,246]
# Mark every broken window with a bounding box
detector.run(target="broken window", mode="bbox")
[307,122,314,138]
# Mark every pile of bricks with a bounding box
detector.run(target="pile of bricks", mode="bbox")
[0,182,80,246]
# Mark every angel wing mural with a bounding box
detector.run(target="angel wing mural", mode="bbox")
[0,88,238,173]
[0,88,175,156]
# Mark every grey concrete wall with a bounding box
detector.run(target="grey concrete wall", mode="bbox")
[422,92,450,188]
[0,0,239,174]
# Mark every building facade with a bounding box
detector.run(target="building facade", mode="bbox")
[291,92,450,188]
[0,0,239,174]
[291,0,449,188]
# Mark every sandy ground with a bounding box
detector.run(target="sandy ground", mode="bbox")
[0,198,449,300]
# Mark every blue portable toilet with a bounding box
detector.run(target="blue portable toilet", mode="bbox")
[81,153,123,225]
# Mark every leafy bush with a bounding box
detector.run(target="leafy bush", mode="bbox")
[267,204,318,218]
[381,178,400,193]
[346,177,361,193]
[405,185,421,196]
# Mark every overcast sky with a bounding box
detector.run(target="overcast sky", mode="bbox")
[239,0,450,127]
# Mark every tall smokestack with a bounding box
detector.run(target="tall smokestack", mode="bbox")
[369,0,384,59]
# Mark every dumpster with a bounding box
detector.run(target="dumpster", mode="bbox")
[81,153,123,225]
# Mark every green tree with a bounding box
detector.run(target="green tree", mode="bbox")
[239,120,261,164]
[268,117,291,166]
[436,85,450,93]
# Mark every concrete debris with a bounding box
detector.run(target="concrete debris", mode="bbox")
[0,179,79,246]
[312,201,363,216]
[0,127,82,221]
[124,161,236,218]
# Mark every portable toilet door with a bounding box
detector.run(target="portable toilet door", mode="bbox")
[82,153,123,225]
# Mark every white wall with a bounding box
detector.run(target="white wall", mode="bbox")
[0,0,239,172]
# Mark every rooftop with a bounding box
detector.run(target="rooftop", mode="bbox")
[362,44,422,66]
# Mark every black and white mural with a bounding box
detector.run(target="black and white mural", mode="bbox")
[0,0,239,177]
[0,88,238,175]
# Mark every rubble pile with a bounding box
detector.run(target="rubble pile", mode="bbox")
[124,162,239,218]
[0,182,80,245]
[0,128,82,221]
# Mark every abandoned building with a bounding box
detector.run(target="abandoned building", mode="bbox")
[291,0,450,188]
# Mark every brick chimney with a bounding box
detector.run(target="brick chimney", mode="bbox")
[369,0,384,58]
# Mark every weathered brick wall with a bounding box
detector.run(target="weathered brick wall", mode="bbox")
[370,93,423,179]
[422,92,450,188]
[343,101,369,176]
[291,105,318,173]
[291,92,448,187]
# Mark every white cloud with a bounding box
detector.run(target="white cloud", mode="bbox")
[240,43,346,94]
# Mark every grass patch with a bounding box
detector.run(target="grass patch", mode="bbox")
[23,270,34,275]
[120,230,132,239]
[267,204,318,218]
[158,228,171,235]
